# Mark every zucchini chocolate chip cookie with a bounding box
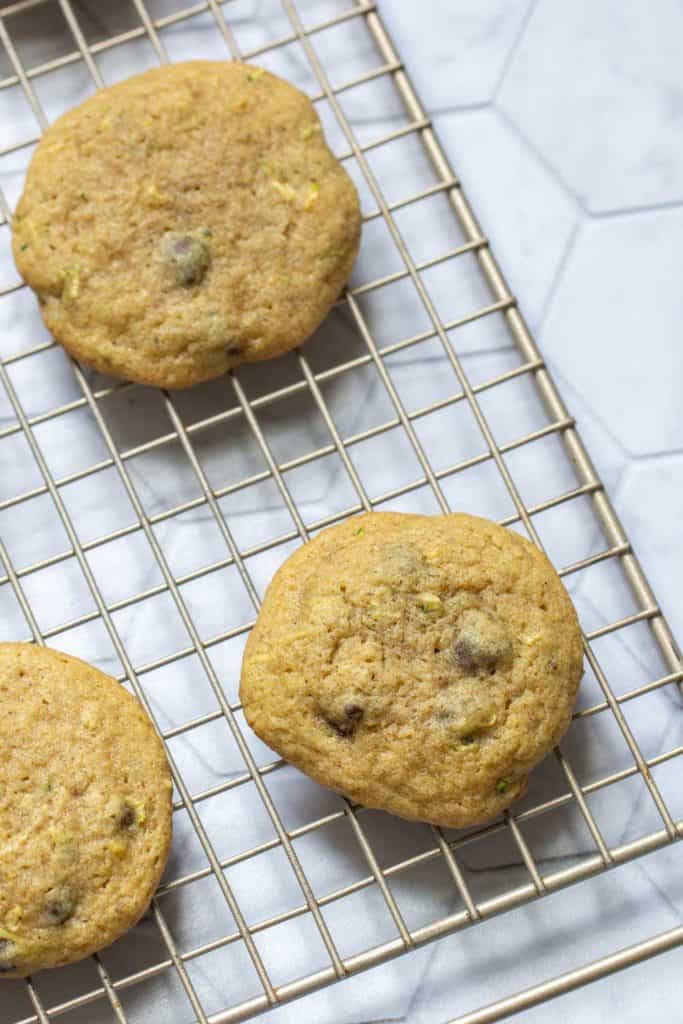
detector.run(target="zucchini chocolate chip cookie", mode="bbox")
[12,61,361,389]
[0,644,172,977]
[240,513,583,828]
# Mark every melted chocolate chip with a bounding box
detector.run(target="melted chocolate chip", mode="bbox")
[117,802,136,830]
[159,232,210,286]
[451,609,512,675]
[452,636,493,673]
[42,885,76,926]
[342,702,364,730]
[321,700,364,737]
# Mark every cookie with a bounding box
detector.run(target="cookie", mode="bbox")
[240,512,583,828]
[12,61,361,389]
[0,643,173,977]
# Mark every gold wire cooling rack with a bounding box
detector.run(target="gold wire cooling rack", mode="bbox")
[0,1,681,1022]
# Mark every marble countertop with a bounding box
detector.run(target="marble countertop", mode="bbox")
[0,2,681,1023]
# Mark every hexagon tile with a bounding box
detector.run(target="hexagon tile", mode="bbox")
[499,0,683,212]
[540,208,683,457]
[382,0,534,110]
[616,457,683,640]
[433,107,578,328]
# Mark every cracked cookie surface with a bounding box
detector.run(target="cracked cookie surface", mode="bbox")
[12,61,361,389]
[240,512,583,828]
[0,644,172,977]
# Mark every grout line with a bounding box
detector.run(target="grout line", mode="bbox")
[491,0,541,100]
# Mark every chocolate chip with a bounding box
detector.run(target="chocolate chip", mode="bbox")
[117,802,136,830]
[451,609,512,675]
[321,699,364,737]
[42,885,76,926]
[225,343,242,358]
[343,702,364,727]
[452,634,508,674]
[0,939,16,971]
[159,232,210,286]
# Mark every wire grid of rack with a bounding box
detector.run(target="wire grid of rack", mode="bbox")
[0,1,682,1022]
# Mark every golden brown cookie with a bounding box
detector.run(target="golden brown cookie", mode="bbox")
[240,512,583,828]
[0,643,172,977]
[12,61,361,389]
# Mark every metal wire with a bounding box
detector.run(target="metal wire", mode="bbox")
[449,924,683,1024]
[0,1,681,1023]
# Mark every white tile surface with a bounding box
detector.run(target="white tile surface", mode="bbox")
[616,457,683,642]
[0,2,681,1024]
[374,0,533,109]
[432,107,578,329]
[499,0,683,213]
[540,209,683,456]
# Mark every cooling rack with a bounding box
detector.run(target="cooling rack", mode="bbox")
[0,1,681,1023]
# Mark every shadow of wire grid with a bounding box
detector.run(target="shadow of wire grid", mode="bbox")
[0,0,681,1023]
